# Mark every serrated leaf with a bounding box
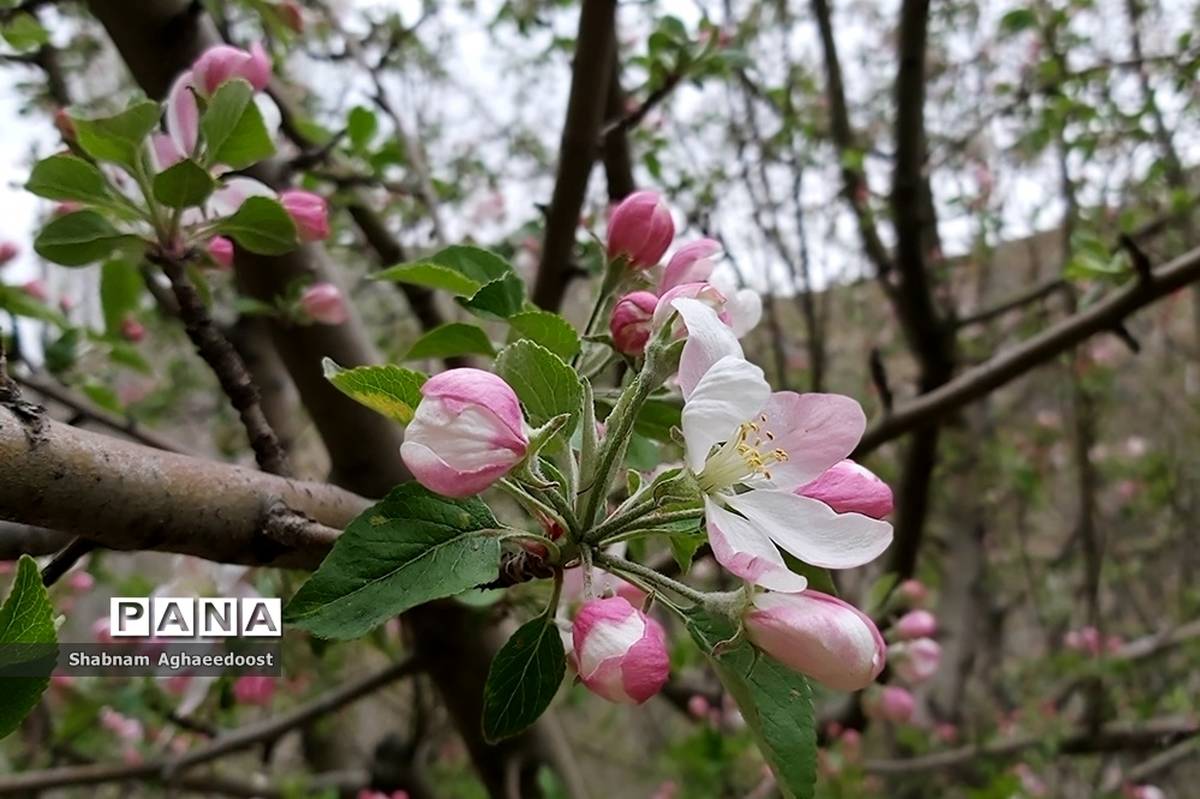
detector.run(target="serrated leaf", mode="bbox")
[482,614,565,742]
[685,608,816,799]
[153,159,216,208]
[216,196,297,255]
[0,556,57,741]
[322,358,426,423]
[457,272,526,320]
[99,259,143,335]
[201,79,274,169]
[494,340,582,437]
[34,210,136,266]
[374,262,482,296]
[25,154,109,203]
[374,245,515,298]
[284,483,502,639]
[72,100,160,170]
[507,310,580,360]
[404,323,495,361]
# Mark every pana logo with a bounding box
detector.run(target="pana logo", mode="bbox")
[110,597,282,638]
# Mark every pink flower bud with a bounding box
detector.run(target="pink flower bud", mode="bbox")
[0,241,18,265]
[890,637,941,684]
[875,685,915,723]
[609,291,658,355]
[65,570,94,592]
[53,201,82,216]
[192,43,272,94]
[400,369,529,498]
[894,609,938,641]
[1064,625,1102,655]
[659,238,721,293]
[92,617,114,644]
[100,707,144,742]
[796,460,894,519]
[743,591,886,692]
[23,279,48,302]
[897,579,929,606]
[686,694,711,720]
[233,675,276,706]
[59,296,76,313]
[280,189,330,242]
[606,190,674,269]
[572,596,669,704]
[1126,785,1166,799]
[120,317,146,343]
[299,282,348,325]
[207,236,235,269]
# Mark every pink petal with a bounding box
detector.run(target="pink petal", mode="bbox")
[759,392,866,488]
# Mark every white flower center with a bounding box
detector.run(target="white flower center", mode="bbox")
[697,415,789,493]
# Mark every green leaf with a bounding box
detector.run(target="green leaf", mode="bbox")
[152,159,216,209]
[374,245,515,298]
[72,100,160,170]
[216,196,297,255]
[494,340,582,437]
[0,285,68,327]
[201,79,274,169]
[81,380,122,413]
[34,210,135,266]
[99,259,144,335]
[322,358,426,423]
[1,13,48,51]
[25,154,109,203]
[346,106,378,151]
[482,614,565,743]
[685,609,816,799]
[404,323,496,361]
[458,272,526,320]
[373,262,482,296]
[999,8,1038,34]
[284,483,503,639]
[507,311,580,360]
[0,556,58,741]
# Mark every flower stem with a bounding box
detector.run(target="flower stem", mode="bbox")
[595,507,704,545]
[593,550,709,608]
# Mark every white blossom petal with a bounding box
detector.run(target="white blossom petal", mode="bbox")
[726,489,892,570]
[705,497,809,592]
[672,298,742,399]
[682,356,770,473]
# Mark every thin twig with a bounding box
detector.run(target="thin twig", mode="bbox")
[150,249,289,476]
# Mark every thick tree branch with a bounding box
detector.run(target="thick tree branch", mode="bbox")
[857,243,1200,454]
[532,0,617,311]
[0,404,364,569]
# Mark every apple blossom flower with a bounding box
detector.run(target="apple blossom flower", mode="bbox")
[1125,785,1166,799]
[572,596,669,704]
[280,190,330,242]
[743,590,886,691]
[100,707,144,742]
[207,236,235,269]
[192,43,272,95]
[1064,625,1102,655]
[796,460,894,518]
[894,609,938,640]
[299,282,348,325]
[660,238,721,293]
[606,191,674,269]
[400,369,530,498]
[0,241,18,265]
[889,637,941,684]
[233,675,276,706]
[672,298,892,591]
[609,291,658,355]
